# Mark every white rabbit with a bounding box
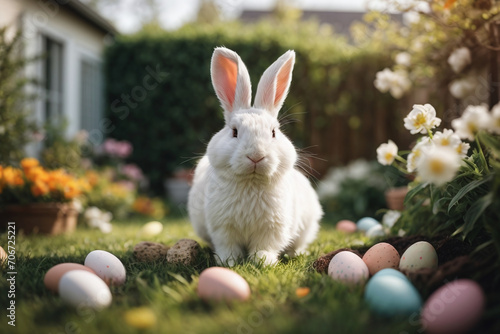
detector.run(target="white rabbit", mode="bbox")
[188,47,323,266]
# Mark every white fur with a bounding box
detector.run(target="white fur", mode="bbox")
[188,47,323,266]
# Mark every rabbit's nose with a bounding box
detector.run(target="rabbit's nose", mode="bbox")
[247,155,265,164]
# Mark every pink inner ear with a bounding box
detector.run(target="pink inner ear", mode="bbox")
[274,58,293,106]
[215,56,238,110]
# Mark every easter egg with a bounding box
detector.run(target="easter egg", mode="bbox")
[399,241,438,272]
[362,243,400,276]
[44,263,97,293]
[336,220,357,233]
[328,251,369,285]
[141,221,163,237]
[197,267,250,301]
[84,250,126,285]
[59,270,112,309]
[356,217,379,232]
[0,246,7,264]
[372,268,408,281]
[365,224,385,238]
[421,279,485,334]
[364,274,422,317]
[124,307,157,329]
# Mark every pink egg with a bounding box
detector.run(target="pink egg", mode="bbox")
[44,263,96,293]
[336,220,357,233]
[362,242,400,276]
[328,251,369,285]
[421,279,485,334]
[197,267,250,301]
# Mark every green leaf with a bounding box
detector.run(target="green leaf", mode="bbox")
[478,131,500,156]
[404,182,428,206]
[462,193,494,236]
[447,174,492,213]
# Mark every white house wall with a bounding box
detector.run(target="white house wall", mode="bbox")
[0,0,111,152]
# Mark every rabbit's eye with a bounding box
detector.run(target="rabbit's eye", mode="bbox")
[232,128,238,138]
[272,129,276,138]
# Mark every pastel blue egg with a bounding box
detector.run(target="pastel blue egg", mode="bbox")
[356,217,379,232]
[372,268,408,281]
[364,275,422,317]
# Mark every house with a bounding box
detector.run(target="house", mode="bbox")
[0,0,117,154]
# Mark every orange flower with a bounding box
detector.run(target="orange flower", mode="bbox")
[444,0,457,9]
[25,166,49,183]
[85,170,100,187]
[20,157,39,171]
[63,180,81,199]
[31,179,50,197]
[2,167,25,186]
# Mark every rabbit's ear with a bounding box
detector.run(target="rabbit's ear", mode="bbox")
[211,47,252,121]
[254,50,295,118]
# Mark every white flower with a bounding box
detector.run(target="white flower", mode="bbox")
[456,142,471,157]
[448,47,471,73]
[376,140,399,165]
[416,146,461,186]
[404,104,442,135]
[407,137,432,172]
[490,103,500,134]
[374,68,411,99]
[451,104,491,140]
[395,52,411,67]
[449,76,477,99]
[433,129,470,158]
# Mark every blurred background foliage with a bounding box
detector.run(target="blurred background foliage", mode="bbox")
[105,14,415,195]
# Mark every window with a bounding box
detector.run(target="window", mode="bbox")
[80,58,104,132]
[41,35,64,123]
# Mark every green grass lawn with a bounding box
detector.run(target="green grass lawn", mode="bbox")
[0,217,490,334]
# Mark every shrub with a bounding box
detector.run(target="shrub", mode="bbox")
[104,19,405,194]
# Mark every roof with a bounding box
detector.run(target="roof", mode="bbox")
[240,10,403,36]
[59,0,118,36]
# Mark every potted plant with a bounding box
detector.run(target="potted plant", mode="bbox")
[0,158,90,234]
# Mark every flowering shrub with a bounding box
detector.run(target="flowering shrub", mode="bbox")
[317,160,393,222]
[0,158,90,205]
[132,196,167,219]
[376,103,500,251]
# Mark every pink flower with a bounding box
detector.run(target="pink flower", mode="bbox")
[121,164,144,181]
[103,138,133,158]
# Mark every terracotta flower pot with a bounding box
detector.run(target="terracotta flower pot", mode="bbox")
[0,203,79,235]
[385,186,409,211]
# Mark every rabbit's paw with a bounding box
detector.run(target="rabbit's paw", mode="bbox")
[253,250,279,266]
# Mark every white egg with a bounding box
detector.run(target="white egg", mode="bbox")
[59,270,112,309]
[84,250,126,285]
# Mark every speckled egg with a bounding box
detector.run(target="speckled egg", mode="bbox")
[365,224,385,238]
[84,250,126,285]
[356,217,379,232]
[362,243,400,276]
[44,263,97,293]
[328,251,369,285]
[364,274,422,317]
[59,270,112,309]
[399,241,438,272]
[336,220,357,233]
[421,279,485,334]
[197,267,251,301]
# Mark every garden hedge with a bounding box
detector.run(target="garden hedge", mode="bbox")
[104,20,404,194]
